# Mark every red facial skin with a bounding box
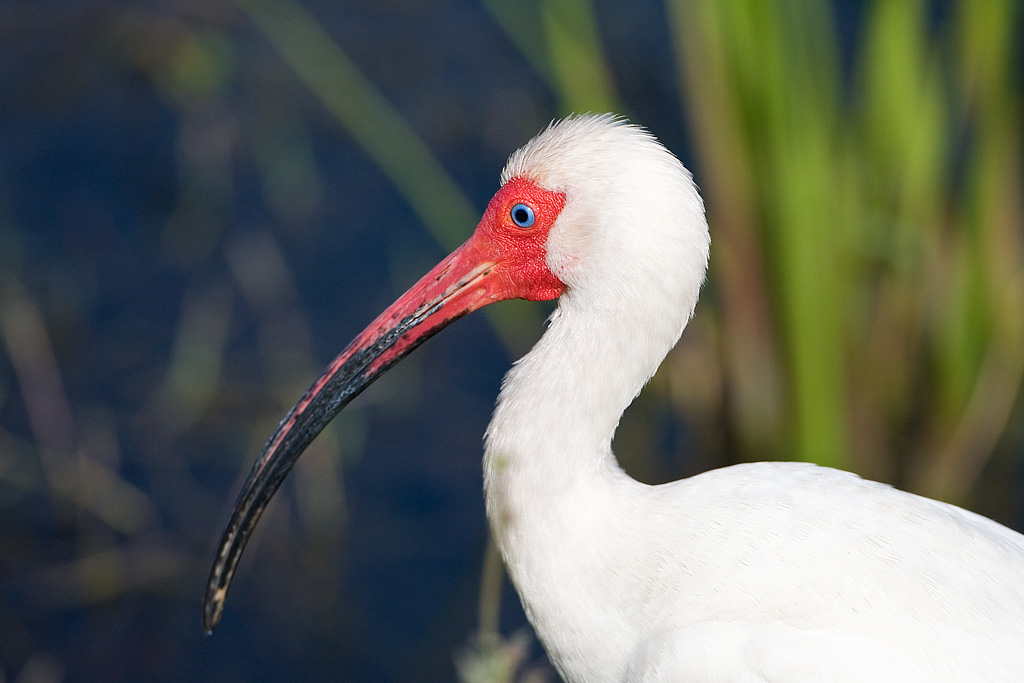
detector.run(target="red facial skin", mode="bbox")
[470,176,567,302]
[202,177,567,632]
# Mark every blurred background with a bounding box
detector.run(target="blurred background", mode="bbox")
[1,0,1021,681]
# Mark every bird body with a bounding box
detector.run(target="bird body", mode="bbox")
[205,114,1024,681]
[491,457,1024,681]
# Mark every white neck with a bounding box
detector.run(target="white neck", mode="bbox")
[483,285,681,485]
[482,288,686,680]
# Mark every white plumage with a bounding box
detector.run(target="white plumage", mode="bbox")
[483,115,1024,682]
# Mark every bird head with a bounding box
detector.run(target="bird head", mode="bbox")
[202,113,708,631]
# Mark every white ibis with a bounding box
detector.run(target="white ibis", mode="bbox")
[204,114,1024,681]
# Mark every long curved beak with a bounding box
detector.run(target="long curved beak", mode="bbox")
[203,234,516,633]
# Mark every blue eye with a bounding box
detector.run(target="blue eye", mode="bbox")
[510,203,536,228]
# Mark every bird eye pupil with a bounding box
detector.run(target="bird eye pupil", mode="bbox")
[511,203,535,228]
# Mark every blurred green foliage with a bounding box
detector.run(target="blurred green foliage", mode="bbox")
[668,0,1023,508]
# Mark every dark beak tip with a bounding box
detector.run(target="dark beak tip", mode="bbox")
[202,611,220,635]
[202,587,227,634]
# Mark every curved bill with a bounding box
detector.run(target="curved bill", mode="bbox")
[202,233,519,633]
